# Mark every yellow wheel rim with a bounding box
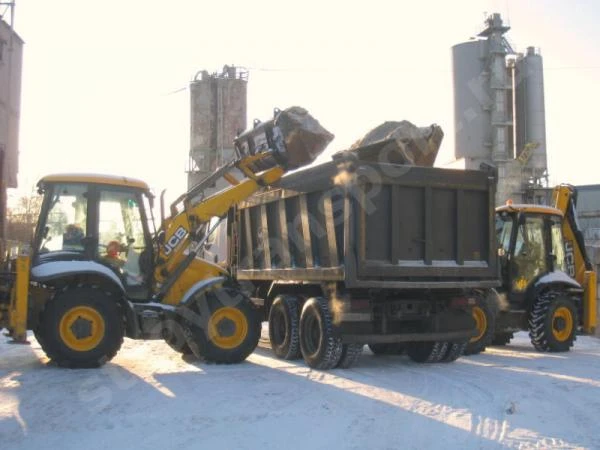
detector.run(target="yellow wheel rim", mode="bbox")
[208,307,248,350]
[59,306,105,352]
[470,306,487,343]
[552,306,573,342]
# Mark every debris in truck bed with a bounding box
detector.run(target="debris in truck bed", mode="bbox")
[349,120,444,167]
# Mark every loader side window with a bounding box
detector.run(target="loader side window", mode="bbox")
[98,190,148,286]
[39,184,88,253]
[551,221,567,273]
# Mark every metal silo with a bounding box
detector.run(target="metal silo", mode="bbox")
[515,47,547,174]
[452,39,492,164]
[188,65,248,190]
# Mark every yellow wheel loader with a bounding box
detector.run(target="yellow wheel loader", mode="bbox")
[465,184,597,354]
[0,106,333,367]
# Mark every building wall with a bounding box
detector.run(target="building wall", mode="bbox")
[0,19,23,189]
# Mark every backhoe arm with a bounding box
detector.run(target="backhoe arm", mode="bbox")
[553,184,597,333]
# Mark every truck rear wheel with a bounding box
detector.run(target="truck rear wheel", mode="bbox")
[185,288,261,363]
[36,285,124,368]
[337,344,363,368]
[406,341,449,363]
[268,295,301,360]
[299,297,343,370]
[464,293,496,355]
[529,291,577,352]
[440,341,468,362]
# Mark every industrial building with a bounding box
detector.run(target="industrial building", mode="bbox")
[187,65,248,193]
[451,13,548,205]
[0,4,23,248]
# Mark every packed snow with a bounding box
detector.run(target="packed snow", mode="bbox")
[1,328,599,450]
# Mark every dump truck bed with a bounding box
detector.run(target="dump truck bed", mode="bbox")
[233,157,498,289]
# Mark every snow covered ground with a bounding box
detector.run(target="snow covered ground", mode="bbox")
[1,329,599,450]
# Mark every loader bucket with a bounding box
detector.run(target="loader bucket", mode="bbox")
[234,106,334,172]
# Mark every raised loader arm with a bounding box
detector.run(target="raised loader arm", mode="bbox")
[153,107,333,301]
[553,184,597,334]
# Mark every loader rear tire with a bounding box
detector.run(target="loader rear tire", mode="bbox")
[406,341,449,363]
[299,297,343,370]
[184,288,261,364]
[529,291,577,352]
[268,295,301,360]
[37,285,124,368]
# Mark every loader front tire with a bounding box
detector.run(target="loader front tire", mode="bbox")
[184,288,261,364]
[464,293,496,355]
[529,291,577,352]
[37,285,124,368]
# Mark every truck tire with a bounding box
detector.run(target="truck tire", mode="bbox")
[337,344,363,368]
[184,288,261,363]
[163,319,194,355]
[440,341,468,362]
[268,295,301,360]
[529,291,577,352]
[299,297,343,370]
[36,285,124,368]
[406,341,449,363]
[492,332,513,346]
[368,343,405,355]
[464,293,496,355]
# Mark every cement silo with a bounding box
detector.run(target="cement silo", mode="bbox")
[515,47,547,175]
[188,65,248,191]
[450,13,548,204]
[452,39,492,165]
[452,13,513,175]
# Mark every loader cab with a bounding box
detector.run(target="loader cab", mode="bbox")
[34,174,156,299]
[495,204,567,305]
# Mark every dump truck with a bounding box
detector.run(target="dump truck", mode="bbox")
[220,140,500,369]
[0,107,332,368]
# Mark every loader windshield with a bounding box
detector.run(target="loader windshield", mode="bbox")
[39,184,88,253]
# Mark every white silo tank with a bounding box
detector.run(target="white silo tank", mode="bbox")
[452,39,492,162]
[515,47,547,172]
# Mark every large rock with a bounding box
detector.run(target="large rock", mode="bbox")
[275,106,334,169]
[349,121,443,167]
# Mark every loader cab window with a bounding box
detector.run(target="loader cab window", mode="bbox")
[496,213,514,257]
[511,216,546,291]
[550,219,567,274]
[98,189,149,289]
[39,184,88,254]
[201,216,228,266]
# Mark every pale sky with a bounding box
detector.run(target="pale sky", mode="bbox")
[10,0,600,204]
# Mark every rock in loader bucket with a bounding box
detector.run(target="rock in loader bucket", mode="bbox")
[234,106,334,172]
